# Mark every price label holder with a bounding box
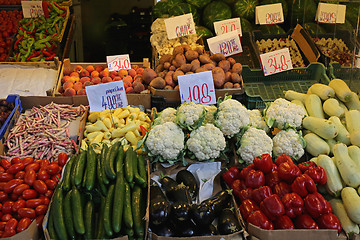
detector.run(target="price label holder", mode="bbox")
[315,3,346,24]
[164,13,196,40]
[85,81,128,112]
[178,71,216,105]
[214,18,242,36]
[21,1,44,18]
[207,31,243,57]
[255,3,284,25]
[106,54,131,72]
[259,48,293,76]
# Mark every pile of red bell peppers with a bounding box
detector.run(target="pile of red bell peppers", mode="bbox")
[222,153,342,233]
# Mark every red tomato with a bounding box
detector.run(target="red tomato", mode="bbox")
[52,160,59,165]
[0,182,5,191]
[18,208,35,219]
[37,170,50,181]
[10,158,21,164]
[0,160,10,170]
[38,196,49,206]
[22,189,37,200]
[0,222,5,231]
[1,214,11,222]
[13,184,30,196]
[57,153,67,167]
[16,218,31,233]
[25,199,43,209]
[15,171,25,179]
[2,228,15,237]
[0,173,13,182]
[44,190,53,198]
[4,179,23,193]
[12,199,25,212]
[35,205,47,216]
[45,179,56,190]
[52,174,61,183]
[4,218,17,232]
[10,193,18,201]
[0,167,5,173]
[24,170,36,186]
[40,159,49,169]
[2,201,14,214]
[33,180,47,194]
[0,191,8,202]
[21,157,33,167]
[25,163,40,172]
[0,203,2,211]
[46,164,59,175]
[7,163,25,174]
[35,215,44,228]
[34,160,42,165]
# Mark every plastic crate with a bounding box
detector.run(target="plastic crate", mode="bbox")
[243,62,330,109]
[0,94,22,140]
[328,62,360,93]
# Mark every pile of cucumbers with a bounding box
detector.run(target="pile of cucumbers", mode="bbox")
[47,142,147,240]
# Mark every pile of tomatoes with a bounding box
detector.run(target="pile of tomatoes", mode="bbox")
[0,0,21,5]
[0,153,67,238]
[0,10,22,62]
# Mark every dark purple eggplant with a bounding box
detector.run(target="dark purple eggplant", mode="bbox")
[191,202,216,227]
[176,169,198,201]
[171,202,191,222]
[150,183,171,226]
[166,183,192,204]
[218,208,241,235]
[160,176,178,192]
[173,220,196,237]
[202,189,232,214]
[196,223,218,236]
[150,223,175,237]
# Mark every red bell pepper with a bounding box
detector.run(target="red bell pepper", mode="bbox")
[239,199,259,221]
[237,188,253,202]
[245,170,265,189]
[231,179,246,199]
[274,215,295,229]
[298,161,316,173]
[271,164,277,171]
[239,164,255,180]
[247,210,274,230]
[252,186,272,204]
[260,194,285,221]
[305,166,327,185]
[265,170,280,188]
[295,214,319,229]
[304,192,332,219]
[253,153,273,174]
[282,192,304,218]
[272,182,292,199]
[275,154,294,166]
[291,174,317,197]
[317,213,342,233]
[222,166,241,186]
[278,162,301,183]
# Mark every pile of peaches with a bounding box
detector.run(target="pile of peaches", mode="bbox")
[59,64,146,96]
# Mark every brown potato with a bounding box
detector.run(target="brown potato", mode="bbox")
[185,50,199,62]
[218,60,231,72]
[174,85,179,90]
[173,70,184,82]
[158,70,167,79]
[191,59,200,72]
[163,62,171,70]
[165,71,176,87]
[155,64,164,73]
[199,54,212,64]
[174,54,186,68]
[195,47,204,55]
[225,71,232,82]
[227,57,236,66]
[186,72,194,75]
[224,82,234,88]
[212,67,226,88]
[232,63,243,74]
[142,68,157,84]
[210,53,226,62]
[195,67,207,73]
[234,83,241,88]
[180,64,192,73]
[202,63,216,71]
[173,46,184,56]
[231,73,241,83]
[150,77,166,89]
[182,45,191,52]
[164,85,173,90]
[133,82,146,93]
[169,65,176,71]
[159,54,172,64]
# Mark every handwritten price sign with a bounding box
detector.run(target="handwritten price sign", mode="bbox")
[21,1,44,18]
[207,31,243,57]
[214,18,242,36]
[178,71,216,105]
[85,81,128,112]
[164,13,196,40]
[315,3,346,24]
[260,48,293,76]
[255,3,284,25]
[106,54,131,72]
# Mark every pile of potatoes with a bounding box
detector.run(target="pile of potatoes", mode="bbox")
[141,45,243,90]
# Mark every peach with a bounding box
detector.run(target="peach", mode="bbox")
[84,81,93,87]
[133,82,145,93]
[86,65,95,73]
[95,66,104,72]
[123,75,133,83]
[80,70,90,77]
[136,68,144,75]
[69,76,79,83]
[100,70,110,78]
[125,87,134,93]
[64,88,76,96]
[70,72,79,78]
[110,71,118,76]
[74,65,83,73]
[132,65,139,70]
[91,77,101,85]
[77,88,86,95]
[62,75,71,83]
[110,72,118,79]
[102,77,112,83]
[134,75,142,83]
[91,71,99,78]
[118,69,128,78]
[74,82,83,92]
[123,81,132,89]
[63,81,74,90]
[80,77,91,84]
[128,69,136,78]
[63,68,72,76]
[113,77,122,81]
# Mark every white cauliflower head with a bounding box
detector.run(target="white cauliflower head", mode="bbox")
[272,129,306,161]
[215,99,249,137]
[237,127,273,164]
[204,105,217,124]
[175,102,206,130]
[265,98,306,129]
[145,122,185,161]
[186,124,226,161]
[151,18,166,33]
[154,107,177,125]
[249,109,269,133]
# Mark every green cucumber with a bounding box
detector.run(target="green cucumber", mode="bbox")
[84,200,95,239]
[74,151,87,188]
[138,154,147,182]
[62,155,76,192]
[96,154,107,196]
[105,142,121,180]
[124,147,134,184]
[104,184,115,237]
[116,145,125,175]
[64,189,76,239]
[123,181,133,228]
[47,204,59,240]
[133,153,146,188]
[70,154,79,188]
[71,187,85,234]
[95,196,106,239]
[101,144,110,185]
[53,186,68,240]
[85,146,97,191]
[132,185,145,238]
[112,171,125,233]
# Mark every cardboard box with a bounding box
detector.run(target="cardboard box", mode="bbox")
[291,24,321,63]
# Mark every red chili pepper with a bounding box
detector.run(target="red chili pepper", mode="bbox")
[253,153,273,174]
[53,1,66,11]
[231,179,246,199]
[304,192,332,219]
[275,154,294,166]
[139,125,148,137]
[274,215,295,229]
[305,166,327,185]
[245,170,265,189]
[41,49,52,57]
[272,182,292,199]
[247,210,274,230]
[42,1,49,18]
[26,52,41,61]
[237,188,253,202]
[297,161,316,173]
[317,213,342,233]
[278,162,301,183]
[14,36,23,50]
[239,164,255,180]
[295,214,319,229]
[291,174,317,197]
[61,12,67,17]
[222,166,240,186]
[260,194,285,221]
[282,192,304,218]
[45,54,56,61]
[252,186,272,204]
[265,170,281,188]
[239,199,259,221]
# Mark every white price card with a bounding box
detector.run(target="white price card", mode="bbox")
[207,31,243,57]
[21,1,44,18]
[259,48,293,76]
[178,71,216,105]
[214,18,242,36]
[164,13,196,40]
[315,3,346,24]
[255,3,284,25]
[106,54,131,72]
[85,81,128,112]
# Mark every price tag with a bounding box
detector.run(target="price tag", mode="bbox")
[259,48,293,76]
[21,1,44,18]
[207,31,243,57]
[178,71,216,105]
[255,3,284,25]
[214,18,242,36]
[164,13,196,40]
[315,3,346,24]
[85,81,128,112]
[106,54,131,72]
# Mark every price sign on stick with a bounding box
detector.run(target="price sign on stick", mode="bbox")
[164,13,196,40]
[106,54,131,72]
[178,71,216,105]
[259,48,293,76]
[255,3,284,25]
[214,18,242,36]
[21,1,44,18]
[85,81,128,112]
[315,3,346,24]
